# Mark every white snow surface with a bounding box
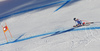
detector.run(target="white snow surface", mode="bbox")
[0,0,6,2]
[0,0,100,51]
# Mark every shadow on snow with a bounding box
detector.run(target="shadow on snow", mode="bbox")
[0,27,100,46]
[0,0,81,21]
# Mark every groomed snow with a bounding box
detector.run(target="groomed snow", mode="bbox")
[0,0,100,51]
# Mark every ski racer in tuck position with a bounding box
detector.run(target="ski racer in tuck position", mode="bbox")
[73,18,93,27]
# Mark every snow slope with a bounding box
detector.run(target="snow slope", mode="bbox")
[0,0,100,51]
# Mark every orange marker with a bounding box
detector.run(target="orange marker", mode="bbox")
[1,22,13,42]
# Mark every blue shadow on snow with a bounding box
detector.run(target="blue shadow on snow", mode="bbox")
[54,0,71,12]
[0,1,66,21]
[0,0,81,21]
[0,27,100,46]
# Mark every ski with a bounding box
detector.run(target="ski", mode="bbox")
[73,22,94,28]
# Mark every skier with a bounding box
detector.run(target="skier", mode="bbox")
[73,18,85,27]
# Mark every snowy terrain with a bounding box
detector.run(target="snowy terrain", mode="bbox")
[0,0,100,51]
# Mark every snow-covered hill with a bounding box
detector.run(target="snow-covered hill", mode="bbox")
[0,0,100,51]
